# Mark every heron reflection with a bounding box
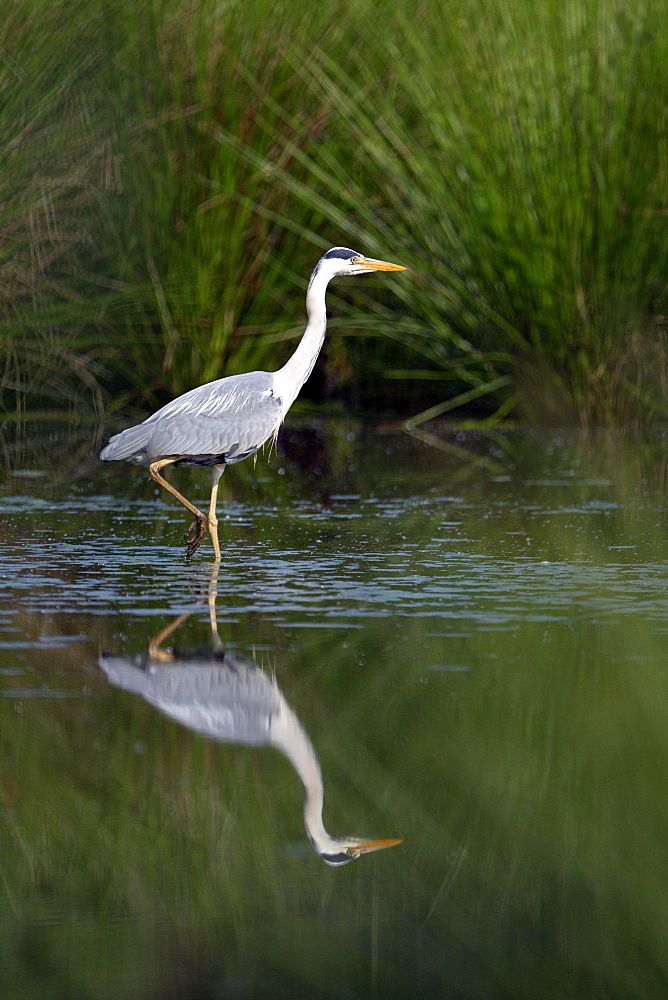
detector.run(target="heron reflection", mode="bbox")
[99,575,401,865]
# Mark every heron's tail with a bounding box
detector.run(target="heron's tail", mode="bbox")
[100,423,151,462]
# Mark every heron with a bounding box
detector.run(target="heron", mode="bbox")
[100,574,402,865]
[100,247,406,559]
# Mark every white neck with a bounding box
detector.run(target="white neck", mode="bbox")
[272,267,331,414]
[270,696,340,852]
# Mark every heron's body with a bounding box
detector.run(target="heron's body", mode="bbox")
[101,247,405,559]
[100,369,281,468]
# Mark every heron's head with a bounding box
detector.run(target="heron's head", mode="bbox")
[313,834,403,866]
[311,247,406,284]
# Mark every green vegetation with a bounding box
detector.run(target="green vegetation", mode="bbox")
[1,0,666,423]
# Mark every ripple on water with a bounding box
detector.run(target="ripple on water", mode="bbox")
[3,435,668,638]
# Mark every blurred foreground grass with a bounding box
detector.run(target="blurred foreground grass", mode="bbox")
[0,0,666,424]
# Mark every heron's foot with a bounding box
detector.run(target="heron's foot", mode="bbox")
[184,515,207,559]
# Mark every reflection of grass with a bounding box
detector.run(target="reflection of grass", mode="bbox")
[1,0,666,423]
[4,612,668,996]
[3,431,668,996]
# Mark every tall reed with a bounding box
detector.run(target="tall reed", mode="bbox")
[0,1,116,418]
[235,0,667,422]
[1,0,665,422]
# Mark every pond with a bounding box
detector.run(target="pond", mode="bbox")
[1,420,667,999]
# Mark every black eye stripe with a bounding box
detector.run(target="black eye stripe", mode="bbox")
[322,247,359,260]
[320,851,355,865]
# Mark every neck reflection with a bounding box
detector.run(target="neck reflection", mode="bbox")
[99,568,401,866]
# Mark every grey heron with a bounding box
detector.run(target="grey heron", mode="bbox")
[100,578,401,865]
[100,247,406,559]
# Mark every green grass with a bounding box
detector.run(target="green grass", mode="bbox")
[255,0,668,422]
[0,1,112,418]
[0,0,666,422]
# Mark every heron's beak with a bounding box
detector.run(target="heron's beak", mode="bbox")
[350,837,403,856]
[357,257,407,272]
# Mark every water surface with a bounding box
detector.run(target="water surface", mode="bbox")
[1,421,667,998]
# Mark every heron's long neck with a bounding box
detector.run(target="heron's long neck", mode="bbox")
[272,268,331,413]
[271,699,332,848]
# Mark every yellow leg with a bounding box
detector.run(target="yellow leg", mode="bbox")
[149,457,208,558]
[207,466,224,562]
[147,611,191,662]
[149,458,205,519]
[207,563,223,650]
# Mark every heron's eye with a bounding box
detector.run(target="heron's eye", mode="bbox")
[346,847,356,856]
[349,256,364,264]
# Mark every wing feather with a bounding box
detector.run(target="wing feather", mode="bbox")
[101,371,283,463]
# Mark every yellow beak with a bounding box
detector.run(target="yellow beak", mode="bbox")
[350,837,403,856]
[356,257,407,272]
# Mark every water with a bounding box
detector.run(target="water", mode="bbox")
[2,421,667,999]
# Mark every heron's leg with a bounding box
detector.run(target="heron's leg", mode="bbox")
[207,465,225,562]
[149,458,208,557]
[147,611,191,662]
[207,564,224,650]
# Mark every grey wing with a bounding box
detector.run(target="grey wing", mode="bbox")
[101,371,283,463]
[100,654,282,745]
